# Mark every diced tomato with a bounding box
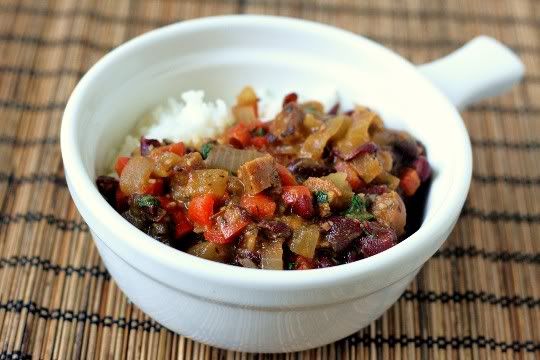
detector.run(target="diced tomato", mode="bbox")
[276,164,297,186]
[250,136,268,149]
[227,123,251,148]
[282,185,314,219]
[295,255,315,270]
[400,168,421,196]
[115,156,130,176]
[240,194,276,219]
[188,194,215,226]
[115,188,129,211]
[141,178,164,195]
[334,160,364,191]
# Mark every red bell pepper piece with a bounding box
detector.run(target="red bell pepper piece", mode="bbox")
[171,208,193,239]
[203,226,228,244]
[204,206,250,244]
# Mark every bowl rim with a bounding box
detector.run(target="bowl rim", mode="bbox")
[61,14,472,294]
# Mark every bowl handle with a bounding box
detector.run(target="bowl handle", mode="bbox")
[417,36,524,109]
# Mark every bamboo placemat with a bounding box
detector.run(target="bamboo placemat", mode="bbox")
[0,0,539,359]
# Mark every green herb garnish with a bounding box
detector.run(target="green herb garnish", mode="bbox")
[314,191,329,204]
[136,195,160,208]
[287,261,296,270]
[252,127,266,137]
[200,143,214,159]
[345,194,374,221]
[303,105,320,115]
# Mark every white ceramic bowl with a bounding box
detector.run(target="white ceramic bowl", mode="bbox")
[61,16,523,352]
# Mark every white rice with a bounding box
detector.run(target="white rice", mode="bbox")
[111,87,346,172]
[116,90,231,156]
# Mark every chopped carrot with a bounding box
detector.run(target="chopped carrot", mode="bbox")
[167,142,186,156]
[276,164,297,186]
[227,123,251,148]
[188,194,215,226]
[240,194,276,219]
[400,168,421,196]
[250,136,268,149]
[150,142,186,157]
[115,156,130,176]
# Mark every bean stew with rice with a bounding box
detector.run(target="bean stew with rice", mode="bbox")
[96,87,432,270]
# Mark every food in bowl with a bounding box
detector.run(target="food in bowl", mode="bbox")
[96,86,431,270]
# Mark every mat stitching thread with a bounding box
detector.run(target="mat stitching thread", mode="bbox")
[0,33,539,55]
[471,174,540,185]
[461,207,540,222]
[0,136,58,146]
[343,334,539,352]
[0,300,162,331]
[433,246,540,264]
[0,213,88,231]
[1,99,539,115]
[0,351,32,360]
[470,139,540,150]
[0,256,109,278]
[2,64,539,85]
[0,299,538,351]
[0,174,66,186]
[401,290,540,307]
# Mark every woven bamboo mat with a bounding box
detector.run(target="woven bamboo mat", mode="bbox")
[0,0,539,358]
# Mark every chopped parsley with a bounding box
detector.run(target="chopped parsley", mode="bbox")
[200,143,214,159]
[287,261,296,270]
[345,194,374,221]
[136,195,160,208]
[303,104,321,115]
[252,127,266,137]
[314,191,329,204]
